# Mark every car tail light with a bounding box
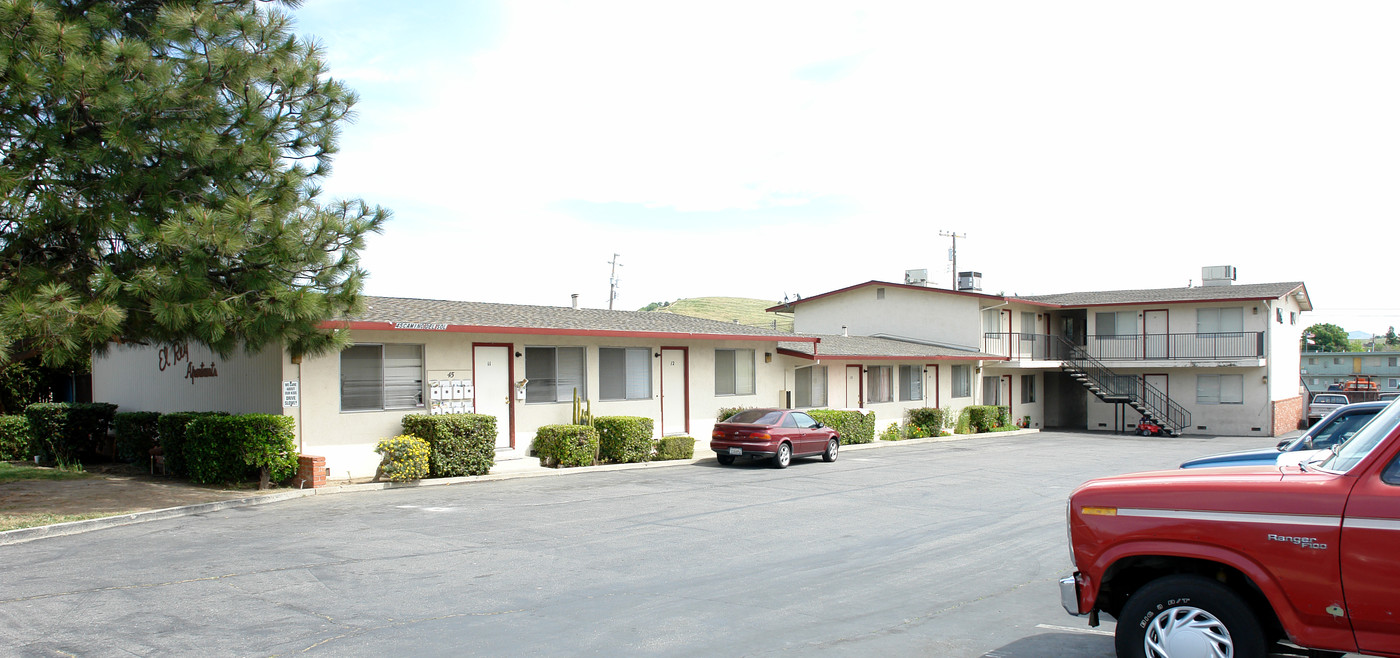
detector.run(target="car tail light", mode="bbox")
[750,433,771,440]
[712,430,724,439]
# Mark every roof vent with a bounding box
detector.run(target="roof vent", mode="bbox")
[904,269,929,286]
[956,271,982,292]
[1202,265,1236,287]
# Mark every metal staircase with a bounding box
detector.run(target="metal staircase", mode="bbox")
[1055,337,1191,436]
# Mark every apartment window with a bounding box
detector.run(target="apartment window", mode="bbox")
[1197,374,1243,405]
[876,287,885,300]
[1334,358,1341,365]
[1196,307,1244,335]
[600,347,651,400]
[1290,312,1297,325]
[1390,357,1397,367]
[982,376,1001,405]
[1021,374,1036,403]
[794,365,827,407]
[1307,358,1316,365]
[868,366,893,403]
[715,349,755,396]
[898,365,923,402]
[1095,311,1136,336]
[340,344,424,412]
[951,365,971,398]
[1020,312,1036,335]
[1389,378,1398,388]
[525,346,587,403]
[982,309,1002,334]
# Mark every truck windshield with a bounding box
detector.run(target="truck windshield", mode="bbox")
[1314,399,1400,473]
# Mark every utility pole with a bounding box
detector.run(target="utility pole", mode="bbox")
[607,253,622,310]
[939,230,966,290]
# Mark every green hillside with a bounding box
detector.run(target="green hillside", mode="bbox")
[640,297,793,332]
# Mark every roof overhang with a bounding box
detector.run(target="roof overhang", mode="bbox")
[325,320,819,343]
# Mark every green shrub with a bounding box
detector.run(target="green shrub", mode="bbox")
[0,415,29,460]
[715,406,753,422]
[533,425,600,468]
[22,402,117,465]
[906,408,949,436]
[402,413,496,477]
[157,411,228,477]
[182,414,298,486]
[879,422,901,441]
[956,406,1011,433]
[594,416,654,463]
[114,412,161,463]
[807,409,876,445]
[655,436,695,460]
[376,435,430,482]
[954,409,972,434]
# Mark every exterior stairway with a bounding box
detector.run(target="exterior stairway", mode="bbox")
[1055,337,1191,436]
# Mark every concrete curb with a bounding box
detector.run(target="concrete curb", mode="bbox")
[0,428,1042,546]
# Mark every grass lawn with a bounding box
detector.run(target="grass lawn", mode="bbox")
[0,461,93,483]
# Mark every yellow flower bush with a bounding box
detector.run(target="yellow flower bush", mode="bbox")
[375,435,430,482]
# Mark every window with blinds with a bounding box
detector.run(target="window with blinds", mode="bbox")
[525,346,587,403]
[951,364,971,398]
[1196,307,1244,335]
[340,344,423,412]
[714,349,755,396]
[600,347,652,400]
[794,365,827,407]
[1196,374,1243,405]
[898,365,922,402]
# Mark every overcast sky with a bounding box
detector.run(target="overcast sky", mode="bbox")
[292,1,1400,335]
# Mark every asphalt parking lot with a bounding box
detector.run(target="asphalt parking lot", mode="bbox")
[0,430,1295,656]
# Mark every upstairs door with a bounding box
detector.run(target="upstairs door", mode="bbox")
[1144,310,1169,359]
[473,344,513,449]
[660,348,688,436]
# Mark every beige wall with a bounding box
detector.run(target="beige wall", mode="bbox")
[793,286,985,349]
[92,342,281,414]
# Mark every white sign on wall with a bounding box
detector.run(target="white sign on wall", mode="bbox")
[282,380,300,408]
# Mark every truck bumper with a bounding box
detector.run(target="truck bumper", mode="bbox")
[1059,575,1084,616]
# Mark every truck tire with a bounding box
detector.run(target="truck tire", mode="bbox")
[1115,574,1266,658]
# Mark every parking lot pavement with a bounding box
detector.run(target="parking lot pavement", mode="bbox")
[0,430,1296,656]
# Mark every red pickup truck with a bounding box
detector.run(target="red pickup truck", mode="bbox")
[1060,399,1400,658]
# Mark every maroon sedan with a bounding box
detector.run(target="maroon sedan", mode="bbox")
[710,408,841,468]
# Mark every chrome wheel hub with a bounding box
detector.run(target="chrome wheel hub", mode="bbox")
[1145,606,1232,658]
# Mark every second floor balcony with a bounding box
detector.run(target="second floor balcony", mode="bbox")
[984,332,1266,363]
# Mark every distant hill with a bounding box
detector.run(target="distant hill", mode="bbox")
[639,297,793,332]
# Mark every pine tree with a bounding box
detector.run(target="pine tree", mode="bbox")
[0,0,388,370]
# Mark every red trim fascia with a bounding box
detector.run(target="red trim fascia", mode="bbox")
[329,320,817,343]
[471,342,516,449]
[764,280,1025,312]
[1063,295,1293,309]
[774,351,995,362]
[777,347,815,360]
[660,346,691,436]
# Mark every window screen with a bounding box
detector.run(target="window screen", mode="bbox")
[600,347,651,400]
[868,366,893,403]
[526,346,586,403]
[340,344,423,412]
[715,349,755,396]
[794,365,827,407]
[899,365,923,401]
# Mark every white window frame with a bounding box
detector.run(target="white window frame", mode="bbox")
[1197,374,1243,405]
[599,347,652,401]
[714,349,755,396]
[340,344,424,412]
[525,346,587,404]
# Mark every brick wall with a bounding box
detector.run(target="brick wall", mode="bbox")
[291,455,326,488]
[1271,396,1304,436]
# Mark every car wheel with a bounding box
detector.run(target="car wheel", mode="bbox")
[1116,574,1266,658]
[822,438,839,462]
[772,442,791,469]
[716,454,736,465]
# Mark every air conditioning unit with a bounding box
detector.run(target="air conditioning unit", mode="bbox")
[957,271,983,292]
[1202,265,1236,287]
[904,269,929,286]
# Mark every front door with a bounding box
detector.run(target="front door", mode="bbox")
[660,348,688,436]
[1143,374,1168,422]
[1340,449,1400,653]
[473,344,512,449]
[925,364,939,408]
[846,365,862,408]
[1144,310,1168,358]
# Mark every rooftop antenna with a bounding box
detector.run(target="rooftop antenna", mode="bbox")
[939,230,967,290]
[607,253,622,310]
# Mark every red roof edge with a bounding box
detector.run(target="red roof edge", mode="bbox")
[323,320,818,343]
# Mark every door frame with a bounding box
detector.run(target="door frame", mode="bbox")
[1143,308,1169,359]
[471,342,516,449]
[926,363,940,408]
[659,346,690,436]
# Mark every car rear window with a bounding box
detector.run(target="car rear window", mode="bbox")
[1314,395,1348,405]
[726,409,784,425]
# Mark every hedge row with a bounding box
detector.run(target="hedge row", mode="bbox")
[114,412,161,463]
[183,414,298,486]
[655,436,695,461]
[595,416,654,464]
[0,415,29,460]
[955,406,1012,433]
[535,424,600,468]
[905,408,950,436]
[159,411,228,478]
[806,409,876,445]
[402,413,496,477]
[23,402,117,464]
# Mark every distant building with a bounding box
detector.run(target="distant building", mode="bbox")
[1301,351,1400,393]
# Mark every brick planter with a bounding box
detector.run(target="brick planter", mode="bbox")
[291,455,326,488]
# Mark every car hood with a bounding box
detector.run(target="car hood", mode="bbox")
[1179,447,1280,469]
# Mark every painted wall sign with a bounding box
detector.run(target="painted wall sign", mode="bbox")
[393,322,448,330]
[283,381,300,407]
[156,342,190,372]
[185,361,218,384]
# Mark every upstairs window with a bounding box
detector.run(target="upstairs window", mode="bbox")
[1196,307,1244,335]
[341,344,424,412]
[1095,311,1136,337]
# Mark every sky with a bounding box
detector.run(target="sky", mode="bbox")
[290,1,1400,335]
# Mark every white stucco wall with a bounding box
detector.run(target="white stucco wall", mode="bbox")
[792,286,987,349]
[92,342,281,414]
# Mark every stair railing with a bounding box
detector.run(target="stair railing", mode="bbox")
[1055,337,1191,433]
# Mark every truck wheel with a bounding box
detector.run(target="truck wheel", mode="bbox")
[1116,574,1266,658]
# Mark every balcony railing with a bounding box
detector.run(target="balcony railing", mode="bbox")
[985,332,1265,361]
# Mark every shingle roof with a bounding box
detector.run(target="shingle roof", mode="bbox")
[337,296,809,341]
[1018,281,1310,309]
[779,334,994,360]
